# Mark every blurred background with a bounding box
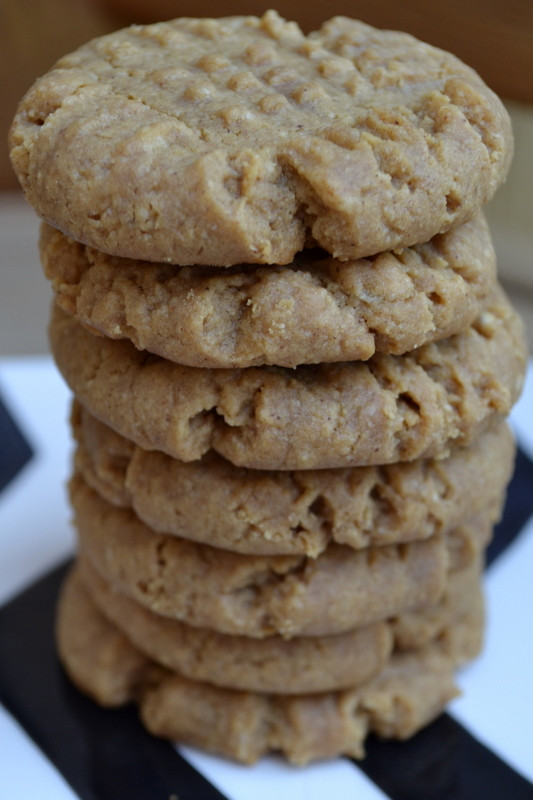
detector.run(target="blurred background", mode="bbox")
[1,0,531,354]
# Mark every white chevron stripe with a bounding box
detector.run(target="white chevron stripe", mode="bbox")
[0,358,73,607]
[180,746,389,800]
[447,361,533,782]
[450,513,533,782]
[0,707,77,800]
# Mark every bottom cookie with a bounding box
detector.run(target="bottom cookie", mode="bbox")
[57,566,482,765]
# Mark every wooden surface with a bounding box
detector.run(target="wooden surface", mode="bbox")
[1,0,532,355]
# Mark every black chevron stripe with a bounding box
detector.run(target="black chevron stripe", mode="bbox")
[357,712,533,799]
[486,445,533,567]
[0,391,34,493]
[0,396,227,800]
[0,562,229,800]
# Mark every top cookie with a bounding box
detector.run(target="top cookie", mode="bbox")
[10,11,512,266]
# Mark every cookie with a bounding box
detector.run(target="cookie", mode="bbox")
[57,566,482,764]
[72,402,514,557]
[390,557,483,650]
[40,215,496,368]
[50,286,526,469]
[10,12,512,266]
[79,558,394,694]
[71,473,497,638]
[56,566,151,709]
[138,624,478,765]
[78,556,483,694]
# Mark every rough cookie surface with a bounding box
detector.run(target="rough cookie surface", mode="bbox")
[57,567,483,764]
[50,287,526,470]
[11,12,512,265]
[72,402,514,557]
[80,559,393,694]
[40,215,496,367]
[80,557,481,695]
[391,559,483,651]
[71,473,497,639]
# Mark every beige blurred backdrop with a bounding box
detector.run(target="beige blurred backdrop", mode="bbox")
[1,0,532,355]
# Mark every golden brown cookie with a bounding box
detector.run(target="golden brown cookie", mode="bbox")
[57,566,482,764]
[50,286,526,470]
[72,401,514,557]
[78,556,483,694]
[10,12,512,266]
[71,473,497,638]
[79,559,394,694]
[390,557,483,650]
[40,215,496,368]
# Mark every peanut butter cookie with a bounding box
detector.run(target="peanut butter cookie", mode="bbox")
[72,402,513,556]
[40,215,496,367]
[49,287,526,469]
[79,556,483,694]
[57,566,482,764]
[11,12,512,265]
[71,474,497,638]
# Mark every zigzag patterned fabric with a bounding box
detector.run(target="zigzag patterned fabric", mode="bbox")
[0,360,532,799]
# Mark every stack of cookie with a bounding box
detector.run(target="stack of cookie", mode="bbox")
[10,12,526,764]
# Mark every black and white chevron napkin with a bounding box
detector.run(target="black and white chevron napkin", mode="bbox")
[1,358,532,800]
